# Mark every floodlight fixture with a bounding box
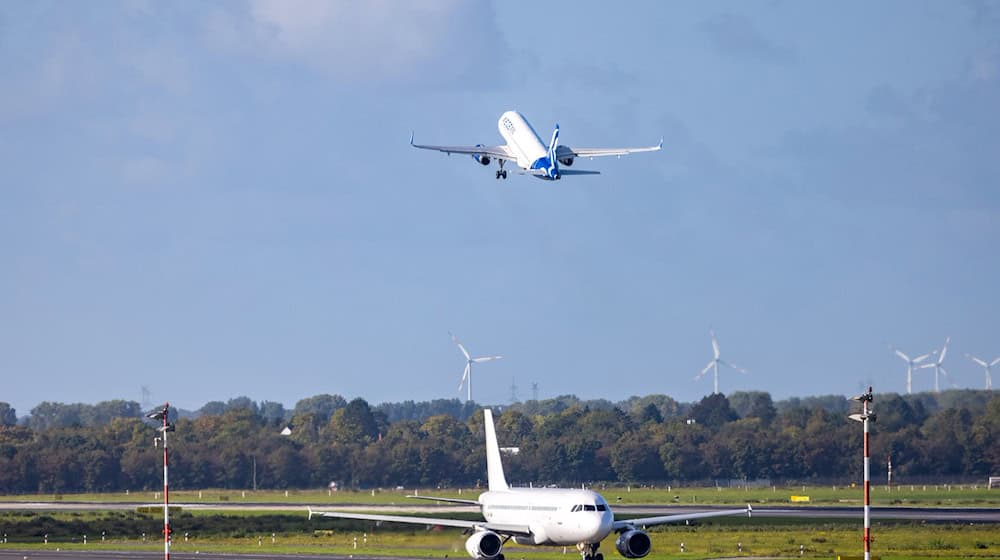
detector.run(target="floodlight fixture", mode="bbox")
[146,408,167,421]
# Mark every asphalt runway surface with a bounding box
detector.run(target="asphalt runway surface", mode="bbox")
[0,501,998,522]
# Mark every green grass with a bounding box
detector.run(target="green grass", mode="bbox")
[2,483,998,507]
[1,522,998,559]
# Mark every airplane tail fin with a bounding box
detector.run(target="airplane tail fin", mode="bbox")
[548,124,560,163]
[483,409,509,491]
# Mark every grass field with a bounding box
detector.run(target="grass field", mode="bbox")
[0,518,998,559]
[1,483,997,507]
[2,486,997,558]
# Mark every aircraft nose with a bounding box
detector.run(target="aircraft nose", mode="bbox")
[593,512,613,539]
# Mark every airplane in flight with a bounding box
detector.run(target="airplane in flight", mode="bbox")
[410,110,662,180]
[310,409,750,560]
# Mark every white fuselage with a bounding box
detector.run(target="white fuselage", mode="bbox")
[479,488,613,546]
[497,111,549,170]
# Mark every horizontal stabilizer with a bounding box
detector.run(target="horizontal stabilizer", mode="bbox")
[558,169,601,176]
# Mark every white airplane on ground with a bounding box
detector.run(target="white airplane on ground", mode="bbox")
[310,409,750,560]
[410,110,662,180]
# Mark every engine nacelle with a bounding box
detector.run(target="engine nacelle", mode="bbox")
[558,157,574,166]
[615,529,651,558]
[465,530,504,560]
[473,144,491,166]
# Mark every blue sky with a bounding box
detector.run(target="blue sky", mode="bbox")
[2,1,998,414]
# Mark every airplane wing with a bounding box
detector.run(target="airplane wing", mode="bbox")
[410,133,518,162]
[613,505,751,531]
[555,140,663,159]
[407,495,480,506]
[309,509,532,537]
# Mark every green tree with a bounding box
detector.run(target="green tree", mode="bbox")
[293,394,348,423]
[610,430,664,482]
[690,394,738,429]
[0,402,16,426]
[327,398,379,444]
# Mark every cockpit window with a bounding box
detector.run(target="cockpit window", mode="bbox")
[596,504,607,511]
[571,505,581,512]
[584,505,596,511]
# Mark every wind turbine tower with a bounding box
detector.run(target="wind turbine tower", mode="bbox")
[450,332,502,402]
[890,346,933,395]
[920,336,951,393]
[694,330,747,395]
[966,353,998,390]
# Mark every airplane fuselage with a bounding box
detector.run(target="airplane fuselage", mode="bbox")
[497,111,553,174]
[479,488,613,546]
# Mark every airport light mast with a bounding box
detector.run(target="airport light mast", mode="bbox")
[147,403,175,560]
[849,387,876,560]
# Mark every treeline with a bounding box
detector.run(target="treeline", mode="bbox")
[0,391,997,493]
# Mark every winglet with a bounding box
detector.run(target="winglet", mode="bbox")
[658,137,664,149]
[308,506,313,520]
[409,131,415,146]
[747,504,753,518]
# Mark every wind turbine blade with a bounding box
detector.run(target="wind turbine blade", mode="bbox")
[450,332,471,361]
[710,332,720,359]
[967,354,988,368]
[913,353,931,363]
[720,359,748,374]
[918,363,935,369]
[473,355,502,363]
[458,363,470,389]
[991,357,1000,367]
[697,361,714,378]
[894,349,911,361]
[938,337,950,362]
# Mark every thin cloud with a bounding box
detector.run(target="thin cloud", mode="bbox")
[699,13,795,64]
[205,0,509,89]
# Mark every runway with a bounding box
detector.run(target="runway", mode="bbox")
[0,502,998,522]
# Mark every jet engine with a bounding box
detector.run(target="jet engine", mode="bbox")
[473,144,491,166]
[465,530,504,560]
[615,529,651,558]
[558,157,574,166]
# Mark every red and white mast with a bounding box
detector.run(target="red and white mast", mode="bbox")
[147,403,175,560]
[850,387,875,560]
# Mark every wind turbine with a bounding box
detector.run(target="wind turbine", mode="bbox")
[450,332,502,402]
[890,346,933,395]
[919,336,951,393]
[965,353,998,390]
[694,330,747,395]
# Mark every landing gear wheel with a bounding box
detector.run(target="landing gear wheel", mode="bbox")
[495,170,501,179]
[579,543,601,560]
[502,170,508,179]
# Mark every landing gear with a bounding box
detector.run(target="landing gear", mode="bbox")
[578,542,602,560]
[495,161,508,180]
